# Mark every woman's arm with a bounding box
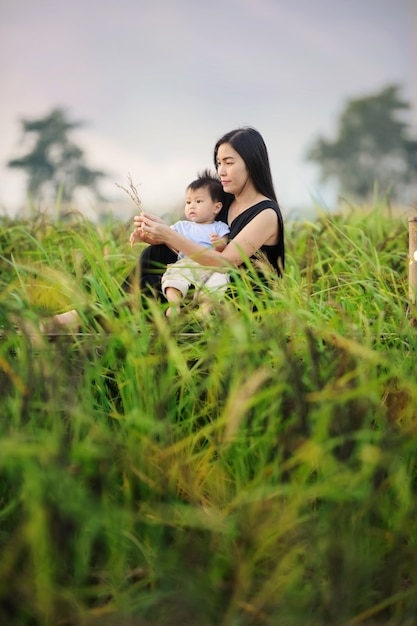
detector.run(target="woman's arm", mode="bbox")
[137,209,279,270]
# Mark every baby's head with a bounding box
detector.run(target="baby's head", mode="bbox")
[185,170,225,224]
[187,170,224,202]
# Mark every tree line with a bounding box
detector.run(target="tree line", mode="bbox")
[306,84,417,203]
[7,84,417,211]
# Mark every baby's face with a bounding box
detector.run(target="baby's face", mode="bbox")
[184,187,221,224]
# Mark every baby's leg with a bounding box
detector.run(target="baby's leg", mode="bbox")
[161,261,193,317]
[164,287,182,318]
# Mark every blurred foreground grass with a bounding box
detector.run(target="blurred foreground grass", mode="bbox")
[1,203,417,625]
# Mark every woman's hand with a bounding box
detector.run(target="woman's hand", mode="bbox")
[130,227,146,246]
[134,212,165,228]
[139,213,172,243]
[130,212,167,246]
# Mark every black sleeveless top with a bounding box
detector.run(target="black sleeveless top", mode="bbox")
[217,200,285,276]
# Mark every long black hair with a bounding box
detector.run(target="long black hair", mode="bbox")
[214,127,278,204]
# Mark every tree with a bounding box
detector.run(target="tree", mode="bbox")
[8,108,107,206]
[306,84,417,202]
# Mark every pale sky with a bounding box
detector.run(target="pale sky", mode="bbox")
[0,0,416,220]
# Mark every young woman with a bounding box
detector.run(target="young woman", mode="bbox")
[130,126,285,297]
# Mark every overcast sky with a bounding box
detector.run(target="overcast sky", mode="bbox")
[0,0,416,220]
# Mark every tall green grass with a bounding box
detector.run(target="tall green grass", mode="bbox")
[1,203,416,625]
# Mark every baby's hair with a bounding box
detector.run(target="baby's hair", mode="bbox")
[187,169,225,203]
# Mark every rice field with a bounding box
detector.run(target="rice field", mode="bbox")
[1,200,416,625]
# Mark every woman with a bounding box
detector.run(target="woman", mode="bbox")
[130,126,285,297]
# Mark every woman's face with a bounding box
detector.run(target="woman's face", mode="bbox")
[216,143,251,196]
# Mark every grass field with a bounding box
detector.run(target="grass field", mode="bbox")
[1,200,417,625]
